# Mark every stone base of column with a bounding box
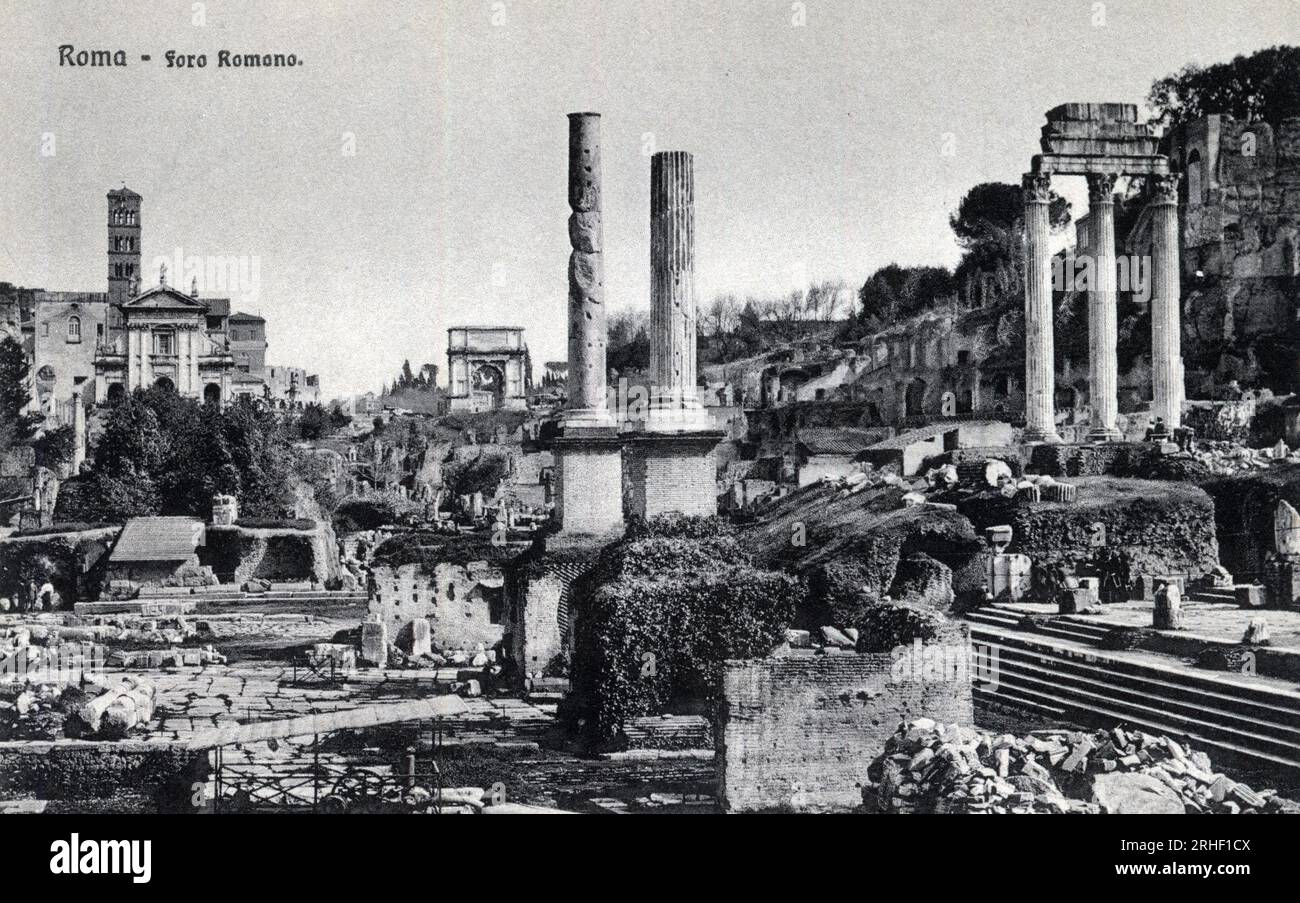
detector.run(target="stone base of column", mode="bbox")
[623,431,722,521]
[1086,426,1123,443]
[1021,426,1062,444]
[643,400,715,434]
[552,429,625,536]
[562,407,617,430]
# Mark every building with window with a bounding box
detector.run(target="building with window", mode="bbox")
[93,270,235,404]
[30,292,110,420]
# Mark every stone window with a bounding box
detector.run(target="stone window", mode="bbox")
[66,316,81,343]
[152,330,175,355]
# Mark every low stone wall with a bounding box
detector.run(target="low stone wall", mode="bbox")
[717,636,975,812]
[1028,442,1163,478]
[999,477,1219,581]
[0,740,207,810]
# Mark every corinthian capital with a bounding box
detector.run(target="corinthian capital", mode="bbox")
[1151,172,1180,204]
[1086,172,1120,205]
[1021,172,1052,205]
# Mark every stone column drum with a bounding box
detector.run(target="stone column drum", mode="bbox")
[1086,171,1121,441]
[647,151,711,431]
[565,112,614,429]
[1021,173,1060,443]
[1150,172,1183,429]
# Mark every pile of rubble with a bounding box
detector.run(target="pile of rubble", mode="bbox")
[1186,439,1300,476]
[818,460,1079,509]
[865,718,1298,814]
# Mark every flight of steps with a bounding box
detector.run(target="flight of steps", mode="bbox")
[75,588,367,616]
[964,607,1300,778]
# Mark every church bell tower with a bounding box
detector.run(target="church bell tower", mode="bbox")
[107,186,142,307]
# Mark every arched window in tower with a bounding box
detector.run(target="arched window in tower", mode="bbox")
[67,316,81,343]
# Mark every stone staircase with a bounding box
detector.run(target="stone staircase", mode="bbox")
[75,588,367,616]
[965,608,1300,778]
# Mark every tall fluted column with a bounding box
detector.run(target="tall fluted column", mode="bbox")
[647,151,711,431]
[1022,173,1060,443]
[1150,172,1183,429]
[1086,171,1121,441]
[565,112,613,428]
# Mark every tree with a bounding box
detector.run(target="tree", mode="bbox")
[297,402,330,440]
[950,182,1070,248]
[1148,45,1300,127]
[0,336,41,443]
[607,307,650,376]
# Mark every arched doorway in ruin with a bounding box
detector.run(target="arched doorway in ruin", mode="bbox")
[905,378,928,417]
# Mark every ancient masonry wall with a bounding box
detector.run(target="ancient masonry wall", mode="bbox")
[718,641,974,813]
[369,561,504,653]
[511,572,565,677]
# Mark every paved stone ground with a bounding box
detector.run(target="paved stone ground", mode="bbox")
[1002,599,1300,649]
[142,663,553,742]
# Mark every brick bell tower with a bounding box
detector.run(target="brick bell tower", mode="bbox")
[106,185,142,309]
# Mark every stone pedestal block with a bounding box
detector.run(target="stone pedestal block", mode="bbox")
[1235,584,1266,608]
[554,434,625,535]
[1153,584,1183,630]
[1059,586,1097,614]
[361,615,388,668]
[1264,553,1300,608]
[409,618,432,658]
[987,553,1032,602]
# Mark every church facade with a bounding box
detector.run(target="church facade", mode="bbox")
[93,271,235,404]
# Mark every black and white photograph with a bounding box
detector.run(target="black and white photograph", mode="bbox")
[1,0,1298,885]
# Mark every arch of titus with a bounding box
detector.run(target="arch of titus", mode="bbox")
[1022,103,1184,443]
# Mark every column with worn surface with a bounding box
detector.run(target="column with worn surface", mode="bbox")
[647,151,711,430]
[1022,172,1060,443]
[565,112,614,428]
[1150,172,1183,429]
[1086,171,1121,441]
[554,112,623,535]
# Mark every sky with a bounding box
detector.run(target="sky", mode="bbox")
[1,0,1297,397]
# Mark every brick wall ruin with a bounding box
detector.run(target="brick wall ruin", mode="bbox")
[717,638,975,812]
[369,559,505,653]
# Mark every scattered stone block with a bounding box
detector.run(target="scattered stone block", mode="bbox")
[361,615,388,668]
[1242,617,1270,645]
[1153,583,1184,630]
[1234,584,1266,608]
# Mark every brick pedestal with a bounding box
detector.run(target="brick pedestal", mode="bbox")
[553,431,625,536]
[623,432,722,520]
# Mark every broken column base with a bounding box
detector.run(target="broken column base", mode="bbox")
[553,429,625,535]
[623,431,723,520]
[1263,553,1300,608]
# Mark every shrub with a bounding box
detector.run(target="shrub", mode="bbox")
[571,517,800,743]
[333,492,420,531]
[853,600,952,653]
